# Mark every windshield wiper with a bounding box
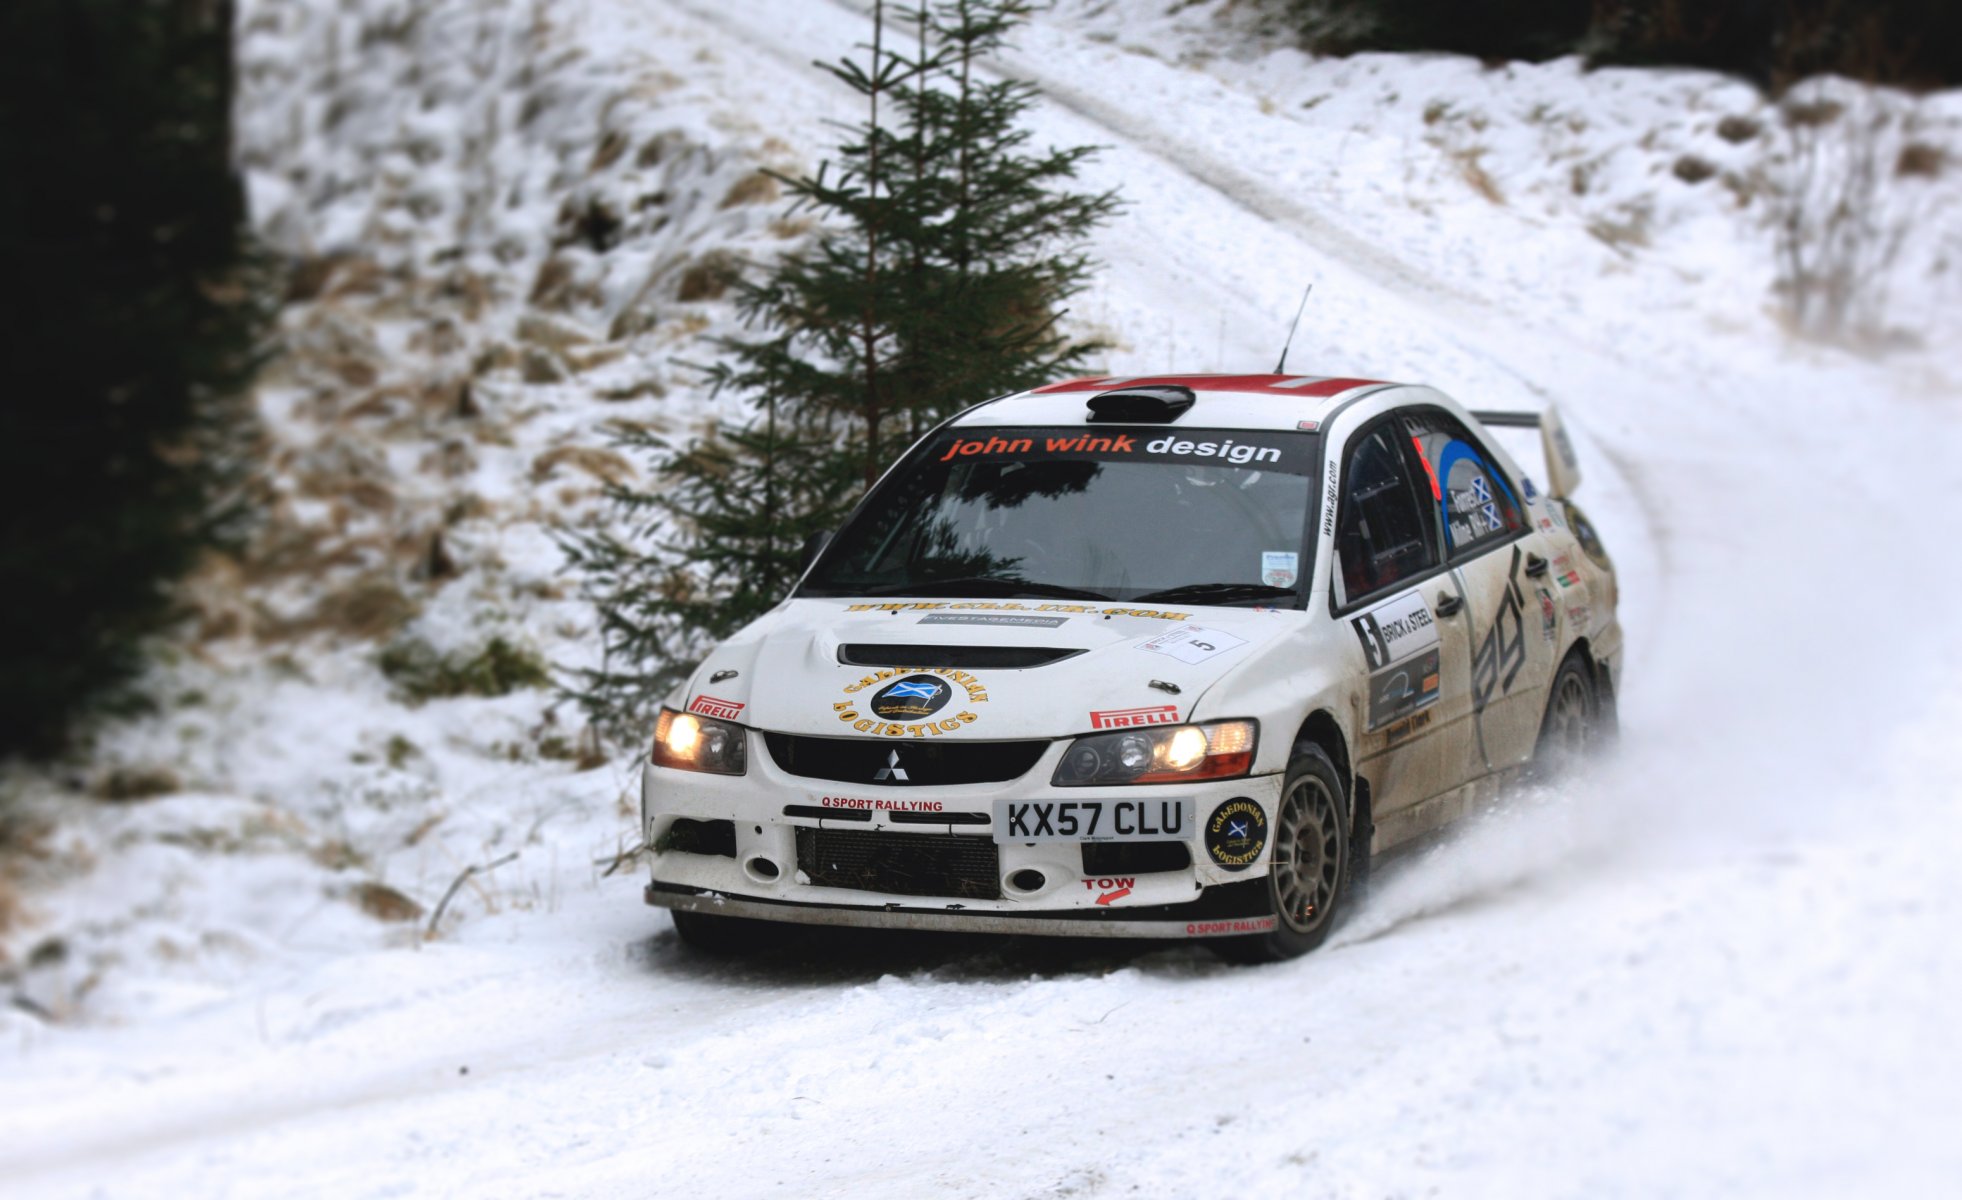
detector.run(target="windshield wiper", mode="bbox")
[1130,582,1299,605]
[854,576,1112,601]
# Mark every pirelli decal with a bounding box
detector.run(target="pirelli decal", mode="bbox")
[688,694,744,721]
[1090,705,1180,730]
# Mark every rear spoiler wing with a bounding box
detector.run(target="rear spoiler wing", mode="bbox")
[1470,405,1582,500]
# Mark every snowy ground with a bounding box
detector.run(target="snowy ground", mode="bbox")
[3,1,1960,1196]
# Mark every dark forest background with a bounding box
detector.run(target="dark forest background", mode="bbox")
[1283,0,1961,91]
[0,0,267,761]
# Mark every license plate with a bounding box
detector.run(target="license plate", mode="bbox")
[992,798,1194,843]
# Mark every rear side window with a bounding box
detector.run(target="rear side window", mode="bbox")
[1403,410,1523,558]
[1335,419,1437,605]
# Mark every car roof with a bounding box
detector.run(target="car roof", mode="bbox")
[955,373,1409,432]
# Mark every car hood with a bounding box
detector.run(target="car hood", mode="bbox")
[681,597,1303,739]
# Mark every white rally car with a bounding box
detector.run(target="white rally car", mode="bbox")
[641,373,1621,961]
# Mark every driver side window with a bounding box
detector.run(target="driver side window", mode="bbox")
[1336,418,1437,605]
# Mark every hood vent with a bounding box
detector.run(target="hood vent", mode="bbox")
[1087,384,1194,423]
[837,644,1084,670]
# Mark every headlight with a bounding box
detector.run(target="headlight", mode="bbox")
[650,708,747,775]
[1052,720,1257,786]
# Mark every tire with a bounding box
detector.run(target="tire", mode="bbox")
[1529,652,1600,781]
[1210,744,1356,964]
[670,908,788,954]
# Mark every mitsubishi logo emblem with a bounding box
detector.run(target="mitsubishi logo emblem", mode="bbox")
[873,749,909,783]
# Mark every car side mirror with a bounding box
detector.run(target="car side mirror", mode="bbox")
[799,529,833,573]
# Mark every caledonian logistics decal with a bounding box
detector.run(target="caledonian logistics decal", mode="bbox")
[833,667,990,737]
[1205,799,1268,872]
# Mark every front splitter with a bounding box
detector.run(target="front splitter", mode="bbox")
[645,880,1278,940]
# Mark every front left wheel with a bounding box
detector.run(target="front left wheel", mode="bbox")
[1211,744,1357,964]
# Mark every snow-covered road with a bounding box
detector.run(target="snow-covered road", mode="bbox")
[4,1,1959,1196]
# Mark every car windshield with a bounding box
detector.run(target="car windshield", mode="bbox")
[800,425,1319,605]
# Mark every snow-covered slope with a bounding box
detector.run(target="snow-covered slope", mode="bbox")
[1,0,801,1024]
[2,1,1959,1196]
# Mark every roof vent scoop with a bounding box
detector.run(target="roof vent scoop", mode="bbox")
[1086,385,1194,423]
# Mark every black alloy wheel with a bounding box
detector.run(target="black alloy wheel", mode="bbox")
[1530,652,1599,780]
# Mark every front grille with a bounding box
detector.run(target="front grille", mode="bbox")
[887,810,990,826]
[659,817,736,858]
[782,804,987,826]
[1082,840,1191,875]
[837,644,1083,670]
[782,804,872,822]
[764,732,1047,786]
[796,828,1001,900]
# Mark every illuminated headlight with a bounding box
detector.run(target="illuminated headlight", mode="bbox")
[1052,720,1257,786]
[650,708,747,775]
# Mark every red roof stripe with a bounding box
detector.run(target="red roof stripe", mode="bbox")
[1028,373,1386,397]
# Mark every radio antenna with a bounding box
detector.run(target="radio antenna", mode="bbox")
[1273,283,1313,374]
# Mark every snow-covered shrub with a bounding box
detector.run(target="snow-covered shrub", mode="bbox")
[377,635,552,703]
[1768,79,1949,344]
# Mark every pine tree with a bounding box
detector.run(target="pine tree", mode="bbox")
[566,0,1117,737]
[887,1,1119,437]
[559,401,849,734]
[0,0,268,759]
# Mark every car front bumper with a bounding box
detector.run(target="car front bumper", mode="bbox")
[645,879,1278,939]
[640,737,1286,941]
